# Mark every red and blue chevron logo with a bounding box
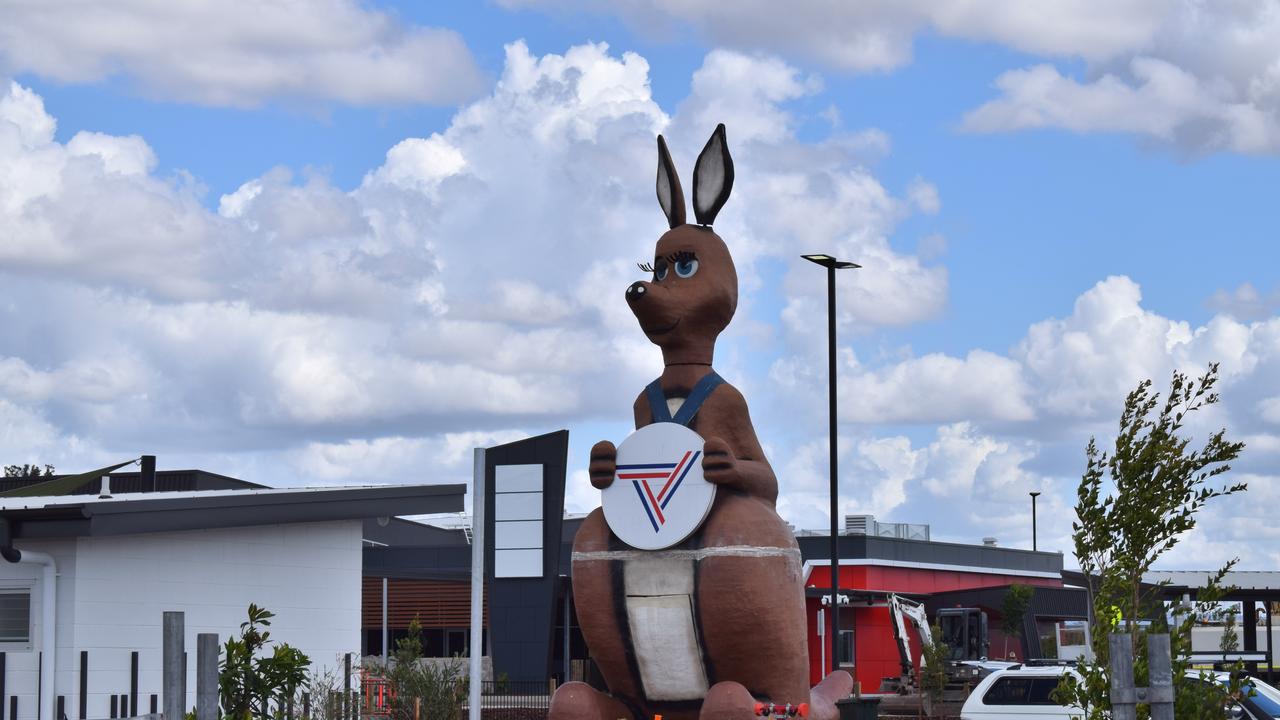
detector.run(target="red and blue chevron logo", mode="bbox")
[616,450,702,532]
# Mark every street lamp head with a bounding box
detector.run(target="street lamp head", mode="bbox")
[1029,491,1041,498]
[802,254,861,270]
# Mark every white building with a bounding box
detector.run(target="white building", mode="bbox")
[0,482,464,720]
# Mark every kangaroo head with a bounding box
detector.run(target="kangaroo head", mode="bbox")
[626,125,738,366]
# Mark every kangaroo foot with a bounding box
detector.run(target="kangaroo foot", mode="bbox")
[548,682,635,720]
[699,681,758,720]
[806,670,854,720]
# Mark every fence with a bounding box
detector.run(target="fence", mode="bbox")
[151,613,556,720]
[355,679,550,720]
[465,680,551,719]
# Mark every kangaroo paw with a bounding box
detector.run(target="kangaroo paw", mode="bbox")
[548,682,635,720]
[806,670,854,720]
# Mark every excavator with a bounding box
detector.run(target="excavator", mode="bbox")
[879,594,1011,695]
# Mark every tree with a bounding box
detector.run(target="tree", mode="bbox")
[1219,604,1240,654]
[917,623,951,718]
[384,617,466,720]
[3,464,54,478]
[220,604,311,720]
[1054,364,1247,720]
[1000,584,1035,659]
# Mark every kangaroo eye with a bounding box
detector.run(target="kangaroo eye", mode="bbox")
[674,258,699,278]
[654,259,669,281]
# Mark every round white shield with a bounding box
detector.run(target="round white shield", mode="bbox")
[602,422,716,551]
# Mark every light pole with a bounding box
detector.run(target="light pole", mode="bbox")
[1030,491,1041,552]
[802,253,860,672]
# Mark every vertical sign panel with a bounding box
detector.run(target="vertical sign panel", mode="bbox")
[493,464,544,578]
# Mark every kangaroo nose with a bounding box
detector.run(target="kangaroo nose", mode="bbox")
[626,281,647,303]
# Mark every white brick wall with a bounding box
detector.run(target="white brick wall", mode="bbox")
[0,520,362,720]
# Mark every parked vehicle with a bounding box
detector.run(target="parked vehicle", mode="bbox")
[959,665,1082,719]
[959,665,1280,719]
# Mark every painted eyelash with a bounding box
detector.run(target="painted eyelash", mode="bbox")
[638,251,696,274]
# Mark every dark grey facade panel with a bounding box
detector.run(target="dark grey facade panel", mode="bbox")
[364,546,471,579]
[925,585,1087,620]
[795,534,1064,575]
[481,430,569,683]
[362,517,469,547]
[925,584,1089,659]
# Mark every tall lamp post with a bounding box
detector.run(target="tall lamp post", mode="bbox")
[802,253,860,672]
[1029,491,1041,551]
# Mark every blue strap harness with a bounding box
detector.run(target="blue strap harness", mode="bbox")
[645,371,724,427]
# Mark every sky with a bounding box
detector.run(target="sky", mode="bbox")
[1,0,1278,570]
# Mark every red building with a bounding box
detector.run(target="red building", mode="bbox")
[794,518,1087,692]
[362,504,1089,694]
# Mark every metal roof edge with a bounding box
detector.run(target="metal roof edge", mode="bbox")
[6,483,466,539]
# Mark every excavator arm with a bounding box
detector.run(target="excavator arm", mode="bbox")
[886,593,934,689]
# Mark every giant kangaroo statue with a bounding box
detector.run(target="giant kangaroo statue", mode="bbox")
[548,125,853,720]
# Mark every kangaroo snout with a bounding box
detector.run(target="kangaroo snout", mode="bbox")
[625,280,647,303]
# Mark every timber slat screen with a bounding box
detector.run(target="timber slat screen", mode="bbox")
[362,578,488,629]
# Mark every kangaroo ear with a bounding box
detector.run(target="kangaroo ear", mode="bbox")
[656,134,686,229]
[693,123,734,226]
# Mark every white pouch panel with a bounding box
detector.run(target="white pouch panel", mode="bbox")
[626,594,709,701]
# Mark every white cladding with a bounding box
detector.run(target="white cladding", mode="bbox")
[493,465,543,578]
[0,521,362,720]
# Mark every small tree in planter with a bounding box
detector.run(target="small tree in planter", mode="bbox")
[220,604,311,720]
[1052,364,1247,720]
[1000,584,1034,659]
[386,617,466,720]
[918,623,951,718]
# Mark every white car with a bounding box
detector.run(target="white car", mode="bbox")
[959,665,1280,720]
[959,664,1082,719]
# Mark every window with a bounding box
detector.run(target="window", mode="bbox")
[0,589,31,645]
[983,676,1065,706]
[836,629,854,667]
[983,677,1032,705]
[445,629,469,657]
[1027,677,1065,705]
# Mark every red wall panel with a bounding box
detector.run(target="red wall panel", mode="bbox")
[803,563,1063,689]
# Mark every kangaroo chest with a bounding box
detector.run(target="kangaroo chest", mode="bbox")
[619,370,724,701]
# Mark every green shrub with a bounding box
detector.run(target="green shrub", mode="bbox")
[219,604,311,720]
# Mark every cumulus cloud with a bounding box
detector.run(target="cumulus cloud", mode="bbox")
[962,59,1280,155]
[762,273,1280,564]
[288,429,528,487]
[498,0,1166,72]
[0,42,948,494]
[960,3,1280,154]
[769,274,1278,433]
[503,1,1280,156]
[2,32,1275,569]
[1206,282,1280,321]
[0,0,485,107]
[771,422,1057,548]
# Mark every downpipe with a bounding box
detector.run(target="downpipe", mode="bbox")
[0,518,56,720]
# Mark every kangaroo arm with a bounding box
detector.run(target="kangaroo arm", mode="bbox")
[721,454,779,505]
